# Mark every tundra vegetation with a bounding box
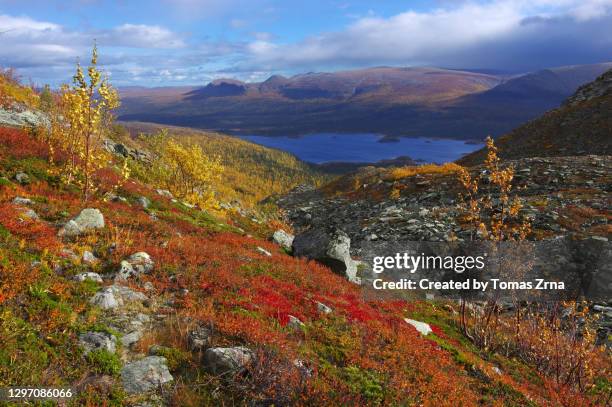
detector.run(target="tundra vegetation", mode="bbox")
[456,137,608,399]
[0,48,609,406]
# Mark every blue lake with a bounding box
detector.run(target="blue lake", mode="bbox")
[237,133,482,164]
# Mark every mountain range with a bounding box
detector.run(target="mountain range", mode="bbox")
[459,67,612,165]
[118,62,612,139]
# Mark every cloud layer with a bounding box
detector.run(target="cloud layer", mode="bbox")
[246,0,612,71]
[0,0,611,86]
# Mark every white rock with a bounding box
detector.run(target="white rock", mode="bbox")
[115,252,154,281]
[288,315,305,329]
[19,208,39,220]
[256,247,272,257]
[74,272,103,283]
[272,230,294,250]
[404,318,432,336]
[12,196,33,205]
[15,172,30,184]
[155,189,173,199]
[316,301,333,314]
[137,196,150,209]
[115,261,136,282]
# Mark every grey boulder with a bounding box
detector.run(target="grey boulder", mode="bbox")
[58,208,105,237]
[292,228,358,282]
[204,347,254,376]
[90,287,122,310]
[115,252,154,281]
[79,331,117,355]
[121,356,173,394]
[188,325,211,352]
[74,272,103,283]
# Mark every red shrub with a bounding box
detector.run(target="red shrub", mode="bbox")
[0,127,50,159]
[0,203,60,251]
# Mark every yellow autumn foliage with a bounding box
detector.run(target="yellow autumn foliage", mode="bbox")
[131,129,223,210]
[46,44,122,201]
[384,162,463,181]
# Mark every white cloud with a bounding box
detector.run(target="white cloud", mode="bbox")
[245,0,612,70]
[103,24,185,48]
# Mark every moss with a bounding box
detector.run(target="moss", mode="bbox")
[151,346,190,371]
[86,349,122,376]
[342,365,385,405]
[239,262,273,278]
[72,384,127,407]
[481,381,538,407]
[0,310,52,385]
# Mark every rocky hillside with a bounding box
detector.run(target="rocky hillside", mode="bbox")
[459,69,612,166]
[4,125,597,406]
[1,70,610,405]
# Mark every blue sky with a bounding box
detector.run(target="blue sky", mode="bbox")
[1,0,611,86]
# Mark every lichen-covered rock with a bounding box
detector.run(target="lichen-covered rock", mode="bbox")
[115,252,154,281]
[121,330,143,348]
[127,252,154,274]
[90,287,122,310]
[272,230,294,251]
[121,356,173,394]
[0,106,49,129]
[110,284,148,303]
[58,208,105,237]
[115,261,136,281]
[18,207,39,220]
[204,347,253,376]
[79,331,117,355]
[156,189,173,199]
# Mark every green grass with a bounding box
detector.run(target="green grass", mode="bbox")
[85,349,122,376]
